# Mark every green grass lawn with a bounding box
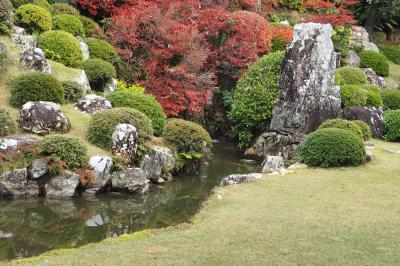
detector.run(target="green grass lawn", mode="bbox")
[386,62,400,88]
[9,140,400,266]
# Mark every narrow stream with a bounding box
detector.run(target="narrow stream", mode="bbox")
[0,141,257,261]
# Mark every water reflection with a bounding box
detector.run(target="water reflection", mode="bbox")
[0,141,257,261]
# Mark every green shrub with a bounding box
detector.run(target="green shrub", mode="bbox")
[299,128,366,167]
[319,119,364,140]
[340,85,367,107]
[79,16,102,37]
[0,41,6,72]
[352,120,372,141]
[10,72,64,107]
[379,44,400,65]
[106,91,166,135]
[14,4,52,34]
[383,110,400,141]
[79,58,116,91]
[365,90,383,107]
[227,51,284,148]
[42,134,88,169]
[31,0,51,11]
[332,25,351,58]
[38,30,82,67]
[10,0,28,8]
[51,3,78,15]
[164,118,212,153]
[360,51,390,77]
[381,88,400,109]
[0,109,17,136]
[87,108,153,149]
[52,14,84,36]
[335,66,367,85]
[62,81,84,103]
[86,37,119,65]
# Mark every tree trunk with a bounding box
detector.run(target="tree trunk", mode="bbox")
[365,3,379,37]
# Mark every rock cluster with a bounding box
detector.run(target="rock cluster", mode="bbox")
[141,146,176,184]
[111,168,149,194]
[254,132,304,160]
[19,101,71,135]
[350,26,379,52]
[220,173,263,187]
[112,124,138,165]
[0,135,40,152]
[11,26,36,49]
[84,156,113,195]
[363,68,387,88]
[20,47,51,73]
[45,171,81,199]
[0,169,39,198]
[75,94,112,114]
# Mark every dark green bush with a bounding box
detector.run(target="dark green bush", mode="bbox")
[86,37,119,65]
[319,119,364,140]
[106,91,166,136]
[14,4,52,34]
[38,30,82,67]
[79,58,116,91]
[163,118,212,152]
[379,44,400,65]
[360,51,390,77]
[361,84,383,108]
[62,81,84,103]
[10,72,64,107]
[340,85,367,107]
[42,134,88,169]
[87,108,153,149]
[0,109,17,136]
[381,88,400,109]
[79,16,103,38]
[352,120,372,141]
[299,128,366,167]
[383,110,400,141]
[335,66,367,85]
[10,0,28,8]
[51,3,78,15]
[52,14,84,36]
[227,51,284,148]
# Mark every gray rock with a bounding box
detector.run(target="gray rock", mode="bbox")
[77,70,91,94]
[0,138,18,151]
[75,94,112,114]
[346,50,361,67]
[112,124,138,165]
[363,68,387,88]
[111,168,149,194]
[141,146,176,182]
[19,101,71,135]
[45,171,80,199]
[84,156,113,195]
[287,162,308,170]
[366,150,375,163]
[29,159,48,179]
[270,23,341,135]
[220,173,263,187]
[85,214,104,227]
[0,135,41,152]
[350,26,379,52]
[261,156,285,173]
[76,36,90,60]
[104,78,117,94]
[343,106,384,138]
[11,26,37,49]
[20,47,51,73]
[0,169,39,198]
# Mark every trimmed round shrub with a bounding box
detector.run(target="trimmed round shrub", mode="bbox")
[360,51,390,77]
[379,44,400,65]
[360,84,383,108]
[42,134,88,169]
[86,37,119,64]
[163,118,212,152]
[381,88,400,110]
[32,0,51,11]
[340,85,367,107]
[62,81,84,102]
[52,14,84,36]
[79,16,102,37]
[335,66,367,85]
[352,120,372,141]
[106,91,166,135]
[10,72,64,107]
[79,58,116,91]
[14,4,52,34]
[0,109,17,136]
[38,30,82,67]
[299,128,366,167]
[51,3,78,15]
[319,119,364,140]
[87,108,153,149]
[383,110,400,141]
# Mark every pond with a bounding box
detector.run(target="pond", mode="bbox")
[0,141,257,261]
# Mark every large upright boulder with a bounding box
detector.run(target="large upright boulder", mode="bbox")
[270,23,341,135]
[111,124,139,166]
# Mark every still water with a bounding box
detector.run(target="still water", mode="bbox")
[0,141,257,261]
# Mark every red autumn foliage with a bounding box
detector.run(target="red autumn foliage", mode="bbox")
[304,0,360,26]
[270,24,293,45]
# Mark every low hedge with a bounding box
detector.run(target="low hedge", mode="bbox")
[106,91,166,135]
[379,44,400,65]
[0,108,17,137]
[51,3,78,15]
[79,58,116,91]
[87,107,153,149]
[14,4,52,34]
[62,81,84,103]
[383,110,400,142]
[381,88,400,110]
[163,118,212,152]
[10,72,64,107]
[38,30,82,67]
[360,51,390,77]
[52,14,84,36]
[86,37,119,65]
[352,120,372,141]
[319,119,364,140]
[42,134,88,169]
[336,66,367,85]
[299,128,366,167]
